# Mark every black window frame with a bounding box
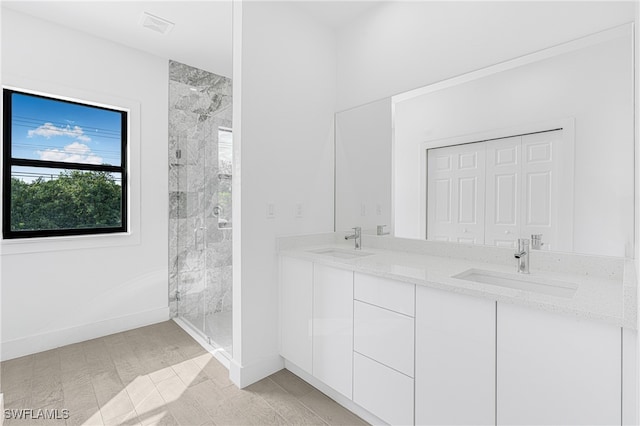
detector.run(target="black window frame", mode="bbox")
[2,88,128,239]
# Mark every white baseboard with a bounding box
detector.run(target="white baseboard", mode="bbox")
[171,317,231,370]
[172,316,283,389]
[285,360,386,426]
[1,307,170,361]
[229,354,284,389]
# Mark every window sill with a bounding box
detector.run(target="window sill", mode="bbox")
[0,230,140,256]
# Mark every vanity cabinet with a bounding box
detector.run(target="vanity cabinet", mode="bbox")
[415,286,496,425]
[313,264,353,399]
[353,273,415,425]
[279,256,313,374]
[497,303,621,425]
[279,255,624,426]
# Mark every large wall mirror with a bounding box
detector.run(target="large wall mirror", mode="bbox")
[335,24,634,257]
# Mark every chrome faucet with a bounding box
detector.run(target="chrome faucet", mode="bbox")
[376,225,390,236]
[514,238,530,274]
[345,227,362,249]
[531,234,544,250]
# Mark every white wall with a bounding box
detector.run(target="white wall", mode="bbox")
[231,1,336,386]
[336,1,635,111]
[394,31,634,257]
[1,9,169,360]
[335,98,392,234]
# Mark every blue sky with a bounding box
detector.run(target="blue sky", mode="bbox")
[11,92,122,166]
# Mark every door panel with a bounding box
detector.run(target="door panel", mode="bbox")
[429,130,562,249]
[280,257,313,374]
[521,131,560,250]
[313,264,353,398]
[485,136,520,248]
[428,144,486,244]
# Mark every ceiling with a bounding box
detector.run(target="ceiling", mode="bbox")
[2,1,385,79]
[293,1,383,28]
[2,1,234,77]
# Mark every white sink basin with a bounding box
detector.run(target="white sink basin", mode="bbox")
[453,268,578,298]
[309,248,374,259]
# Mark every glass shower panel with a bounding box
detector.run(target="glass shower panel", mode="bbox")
[177,130,208,335]
[169,60,233,357]
[203,128,233,354]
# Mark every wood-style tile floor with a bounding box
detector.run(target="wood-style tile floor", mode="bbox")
[1,321,367,426]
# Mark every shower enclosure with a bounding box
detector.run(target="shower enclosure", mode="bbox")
[169,61,233,356]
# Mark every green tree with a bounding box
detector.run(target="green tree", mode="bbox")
[11,170,122,231]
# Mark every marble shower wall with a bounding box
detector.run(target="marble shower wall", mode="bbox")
[168,60,232,327]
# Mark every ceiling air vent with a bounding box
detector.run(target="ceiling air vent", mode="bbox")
[139,12,175,35]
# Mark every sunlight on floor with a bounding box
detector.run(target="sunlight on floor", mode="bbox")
[0,321,367,426]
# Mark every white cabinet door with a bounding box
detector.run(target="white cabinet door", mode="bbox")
[497,303,621,425]
[313,264,353,399]
[353,352,414,426]
[415,286,495,425]
[279,256,313,374]
[427,143,486,244]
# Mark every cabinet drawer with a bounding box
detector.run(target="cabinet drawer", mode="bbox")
[354,300,414,377]
[354,272,415,316]
[353,352,413,426]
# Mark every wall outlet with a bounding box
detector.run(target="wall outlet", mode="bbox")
[266,203,275,219]
[295,203,304,218]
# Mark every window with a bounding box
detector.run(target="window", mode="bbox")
[216,127,232,229]
[2,89,128,239]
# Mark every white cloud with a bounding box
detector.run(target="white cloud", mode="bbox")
[39,142,103,164]
[28,122,92,143]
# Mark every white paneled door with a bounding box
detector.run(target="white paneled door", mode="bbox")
[520,131,559,250]
[427,143,486,244]
[428,129,561,248]
[485,136,521,248]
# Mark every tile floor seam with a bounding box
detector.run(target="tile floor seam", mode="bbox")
[0,321,367,426]
[263,378,332,426]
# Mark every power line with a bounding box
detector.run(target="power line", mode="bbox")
[11,123,122,140]
[12,115,122,136]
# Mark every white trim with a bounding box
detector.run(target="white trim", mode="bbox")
[171,317,231,370]
[390,98,397,238]
[419,119,575,250]
[229,354,284,389]
[285,360,386,426]
[0,74,141,255]
[622,328,638,425]
[0,306,169,361]
[393,23,633,104]
[231,0,243,368]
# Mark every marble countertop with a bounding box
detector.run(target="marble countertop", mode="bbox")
[279,235,636,330]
